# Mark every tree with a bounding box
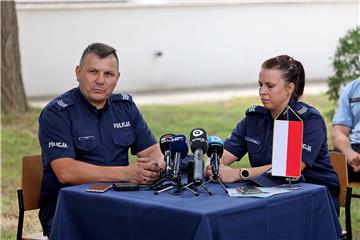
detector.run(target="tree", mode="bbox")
[327,26,360,102]
[1,0,28,114]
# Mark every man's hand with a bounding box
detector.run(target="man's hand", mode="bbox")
[126,158,161,184]
[332,125,360,172]
[347,151,360,172]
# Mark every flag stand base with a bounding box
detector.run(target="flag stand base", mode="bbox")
[276,177,302,190]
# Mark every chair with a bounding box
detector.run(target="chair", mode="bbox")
[17,155,47,240]
[330,151,360,240]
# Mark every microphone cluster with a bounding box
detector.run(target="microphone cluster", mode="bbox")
[156,128,227,195]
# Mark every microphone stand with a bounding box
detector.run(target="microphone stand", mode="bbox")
[154,175,200,196]
[148,171,171,190]
[185,181,212,195]
[206,153,228,193]
[149,150,174,190]
[207,175,228,193]
[186,148,212,196]
[154,153,199,196]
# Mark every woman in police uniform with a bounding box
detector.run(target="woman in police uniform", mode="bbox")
[206,55,340,213]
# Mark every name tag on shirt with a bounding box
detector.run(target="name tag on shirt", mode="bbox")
[79,136,95,141]
[350,97,360,103]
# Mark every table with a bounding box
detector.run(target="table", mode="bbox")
[50,182,341,240]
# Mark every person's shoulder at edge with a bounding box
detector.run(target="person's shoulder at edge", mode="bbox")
[344,77,360,95]
[346,77,360,88]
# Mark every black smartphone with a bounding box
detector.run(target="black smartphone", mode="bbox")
[236,185,262,195]
[112,183,140,191]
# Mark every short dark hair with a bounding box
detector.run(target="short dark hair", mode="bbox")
[261,55,305,100]
[80,43,119,68]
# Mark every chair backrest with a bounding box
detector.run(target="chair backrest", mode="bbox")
[329,151,349,207]
[22,155,43,210]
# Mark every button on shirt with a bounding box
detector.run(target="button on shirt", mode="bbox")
[38,88,157,199]
[332,77,360,144]
[224,98,339,193]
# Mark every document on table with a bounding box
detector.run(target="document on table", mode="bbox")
[227,187,291,198]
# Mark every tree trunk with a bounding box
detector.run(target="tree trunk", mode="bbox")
[1,0,28,114]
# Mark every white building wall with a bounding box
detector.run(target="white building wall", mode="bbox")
[16,1,359,97]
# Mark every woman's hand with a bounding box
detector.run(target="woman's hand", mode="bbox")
[205,164,240,183]
[217,165,241,183]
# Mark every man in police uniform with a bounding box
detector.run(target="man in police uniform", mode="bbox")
[332,77,360,181]
[38,43,164,236]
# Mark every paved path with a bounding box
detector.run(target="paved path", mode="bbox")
[29,81,328,108]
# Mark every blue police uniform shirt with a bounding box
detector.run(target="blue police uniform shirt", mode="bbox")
[38,87,157,200]
[224,98,339,193]
[332,77,360,144]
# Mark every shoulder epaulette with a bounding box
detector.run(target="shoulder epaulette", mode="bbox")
[50,98,75,111]
[296,105,309,115]
[246,105,266,115]
[111,92,133,102]
[295,102,320,117]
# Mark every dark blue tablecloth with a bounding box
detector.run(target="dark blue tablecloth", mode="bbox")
[50,182,341,240]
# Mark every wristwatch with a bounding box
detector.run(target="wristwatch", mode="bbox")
[239,168,250,180]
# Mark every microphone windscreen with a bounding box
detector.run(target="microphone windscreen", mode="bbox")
[159,133,175,154]
[189,128,208,153]
[207,136,224,157]
[170,135,188,157]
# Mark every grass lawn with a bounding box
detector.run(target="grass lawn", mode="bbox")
[2,93,360,239]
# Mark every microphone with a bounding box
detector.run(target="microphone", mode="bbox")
[159,133,175,177]
[170,135,188,182]
[189,128,208,185]
[207,136,224,178]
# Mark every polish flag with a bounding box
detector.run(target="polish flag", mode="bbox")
[272,120,303,178]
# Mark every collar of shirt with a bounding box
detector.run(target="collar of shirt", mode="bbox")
[271,97,299,120]
[288,97,298,110]
[75,87,109,117]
